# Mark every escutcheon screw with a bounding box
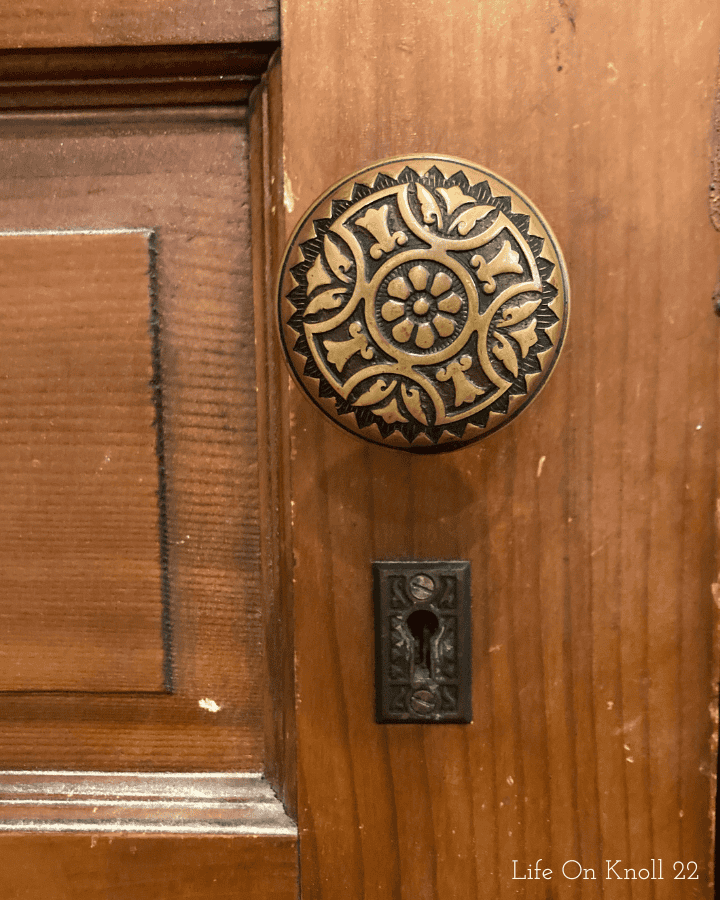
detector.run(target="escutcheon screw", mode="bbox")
[409,689,437,714]
[408,573,435,602]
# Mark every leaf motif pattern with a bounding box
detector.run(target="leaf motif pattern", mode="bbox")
[324,234,353,283]
[416,184,443,229]
[373,398,408,424]
[471,241,524,293]
[306,253,332,295]
[448,205,496,235]
[356,206,408,258]
[497,298,541,328]
[305,287,346,316]
[509,319,538,358]
[492,331,519,377]
[354,378,397,407]
[401,383,428,424]
[436,356,484,407]
[437,185,476,215]
[323,322,373,372]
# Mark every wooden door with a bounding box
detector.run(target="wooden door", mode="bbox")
[269,0,720,898]
[0,0,718,898]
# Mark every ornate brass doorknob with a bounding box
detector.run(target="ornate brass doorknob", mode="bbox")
[277,155,569,451]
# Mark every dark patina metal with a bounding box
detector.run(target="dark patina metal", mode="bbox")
[373,560,471,724]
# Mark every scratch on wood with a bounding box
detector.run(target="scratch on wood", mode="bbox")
[711,497,720,893]
[283,168,296,215]
[711,50,720,230]
[557,0,576,32]
[710,683,718,893]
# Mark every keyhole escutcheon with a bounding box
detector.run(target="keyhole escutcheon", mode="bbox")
[374,560,472,723]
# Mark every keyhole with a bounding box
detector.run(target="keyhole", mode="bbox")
[406,609,440,673]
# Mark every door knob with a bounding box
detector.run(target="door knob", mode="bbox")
[277,154,569,451]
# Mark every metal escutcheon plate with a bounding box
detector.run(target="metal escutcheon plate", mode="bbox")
[373,560,472,724]
[277,155,569,451]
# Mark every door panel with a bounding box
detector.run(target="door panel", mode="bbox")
[0,34,297,898]
[0,2,296,893]
[0,108,268,769]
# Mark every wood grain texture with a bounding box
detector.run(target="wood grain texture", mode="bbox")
[0,834,297,900]
[0,0,277,49]
[0,110,264,769]
[250,54,297,820]
[0,230,163,692]
[278,0,720,897]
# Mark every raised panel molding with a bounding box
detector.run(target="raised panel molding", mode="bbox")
[0,229,166,693]
[0,44,279,110]
[0,772,295,834]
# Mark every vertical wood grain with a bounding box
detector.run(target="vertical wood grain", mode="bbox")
[250,55,297,817]
[278,0,720,896]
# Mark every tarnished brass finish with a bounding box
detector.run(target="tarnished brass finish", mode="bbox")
[277,155,569,451]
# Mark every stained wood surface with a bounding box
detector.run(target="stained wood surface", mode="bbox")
[278,0,720,897]
[0,231,163,692]
[0,0,277,49]
[0,44,279,110]
[0,834,297,900]
[250,54,297,820]
[0,109,264,769]
[0,772,295,834]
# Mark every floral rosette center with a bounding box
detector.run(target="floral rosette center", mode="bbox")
[378,263,466,352]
